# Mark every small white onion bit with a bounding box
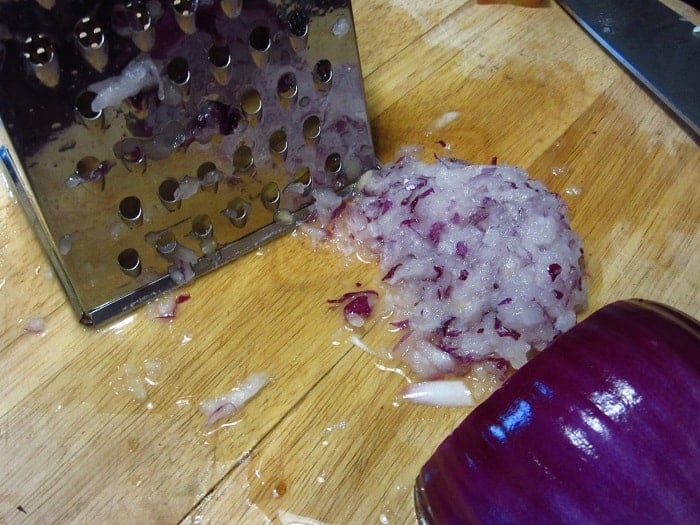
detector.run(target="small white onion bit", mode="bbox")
[402,380,475,407]
[199,372,270,426]
[22,316,47,335]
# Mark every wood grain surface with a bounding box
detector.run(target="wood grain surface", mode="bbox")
[1,1,698,524]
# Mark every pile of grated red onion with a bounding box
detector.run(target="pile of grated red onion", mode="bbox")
[314,155,587,378]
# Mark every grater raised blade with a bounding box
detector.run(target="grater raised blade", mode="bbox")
[0,0,375,325]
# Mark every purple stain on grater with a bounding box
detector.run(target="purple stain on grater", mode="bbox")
[0,0,375,325]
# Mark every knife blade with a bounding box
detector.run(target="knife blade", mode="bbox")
[556,0,699,137]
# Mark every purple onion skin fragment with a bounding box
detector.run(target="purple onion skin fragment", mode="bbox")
[415,299,700,525]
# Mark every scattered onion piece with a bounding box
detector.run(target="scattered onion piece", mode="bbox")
[148,292,190,320]
[175,293,191,305]
[89,56,164,112]
[402,380,475,407]
[58,234,73,255]
[22,317,46,335]
[168,245,199,285]
[174,176,200,200]
[199,372,270,427]
[327,290,379,328]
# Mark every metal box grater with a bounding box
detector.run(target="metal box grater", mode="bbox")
[0,0,375,325]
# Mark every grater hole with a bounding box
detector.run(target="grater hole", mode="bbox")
[277,72,297,108]
[313,59,333,91]
[221,0,242,18]
[233,144,254,172]
[127,1,152,30]
[209,44,230,67]
[197,161,216,176]
[303,115,321,145]
[288,9,308,52]
[126,92,150,119]
[23,34,53,66]
[125,1,155,51]
[167,57,191,100]
[118,248,142,277]
[74,17,108,72]
[249,26,270,68]
[74,17,104,49]
[261,182,280,210]
[294,166,312,187]
[249,26,271,52]
[208,43,230,67]
[325,153,342,174]
[241,89,262,125]
[268,129,287,161]
[191,214,213,238]
[288,9,309,38]
[76,91,102,121]
[76,156,101,181]
[286,166,312,196]
[158,178,182,211]
[122,145,145,166]
[23,34,59,87]
[172,0,197,15]
[154,231,177,255]
[197,161,220,192]
[208,44,231,85]
[224,197,250,227]
[171,0,198,33]
[119,196,143,225]
[167,57,190,85]
[76,92,99,118]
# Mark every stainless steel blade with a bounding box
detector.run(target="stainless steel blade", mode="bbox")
[556,0,699,137]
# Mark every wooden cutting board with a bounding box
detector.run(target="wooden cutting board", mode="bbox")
[0,1,697,523]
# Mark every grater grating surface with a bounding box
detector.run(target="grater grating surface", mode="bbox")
[0,0,375,325]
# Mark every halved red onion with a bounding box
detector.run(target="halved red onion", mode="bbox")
[415,299,700,524]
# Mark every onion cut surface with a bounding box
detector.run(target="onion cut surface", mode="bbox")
[321,155,586,376]
[414,299,700,524]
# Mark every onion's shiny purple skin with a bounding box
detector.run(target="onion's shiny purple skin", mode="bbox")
[415,300,700,524]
